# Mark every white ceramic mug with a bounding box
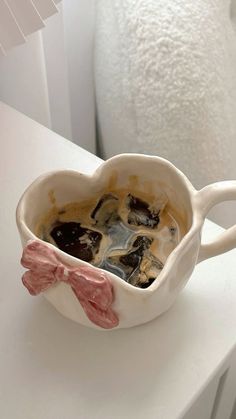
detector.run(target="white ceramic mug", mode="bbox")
[16,154,236,330]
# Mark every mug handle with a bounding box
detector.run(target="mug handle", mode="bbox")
[196,181,236,263]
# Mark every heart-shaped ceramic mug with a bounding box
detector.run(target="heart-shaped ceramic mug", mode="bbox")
[16,154,236,330]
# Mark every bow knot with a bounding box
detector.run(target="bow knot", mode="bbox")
[55,264,70,282]
[21,240,119,329]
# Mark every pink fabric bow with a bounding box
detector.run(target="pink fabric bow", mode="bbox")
[21,240,119,329]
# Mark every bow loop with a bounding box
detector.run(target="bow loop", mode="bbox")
[21,240,58,274]
[22,270,56,295]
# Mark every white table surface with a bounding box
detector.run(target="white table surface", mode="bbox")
[0,102,236,419]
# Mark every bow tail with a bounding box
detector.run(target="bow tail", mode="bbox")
[71,286,119,329]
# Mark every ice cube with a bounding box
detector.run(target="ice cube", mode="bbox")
[91,193,120,227]
[126,194,160,228]
[50,222,102,262]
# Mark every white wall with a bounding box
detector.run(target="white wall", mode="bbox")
[0,31,51,127]
[63,0,96,153]
[41,2,72,140]
[0,1,96,153]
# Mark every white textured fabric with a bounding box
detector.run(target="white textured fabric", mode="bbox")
[95,0,236,226]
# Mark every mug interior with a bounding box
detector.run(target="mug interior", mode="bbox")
[19,155,193,251]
